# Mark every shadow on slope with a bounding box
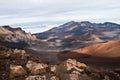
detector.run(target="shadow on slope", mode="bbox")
[0,41,29,49]
[58,51,120,69]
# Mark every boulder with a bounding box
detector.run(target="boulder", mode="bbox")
[26,75,46,80]
[26,61,48,75]
[14,49,26,56]
[26,75,59,80]
[14,49,21,54]
[103,75,110,80]
[79,74,92,80]
[71,70,81,75]
[57,59,87,73]
[60,73,79,80]
[50,65,57,73]
[50,76,59,80]
[9,65,26,78]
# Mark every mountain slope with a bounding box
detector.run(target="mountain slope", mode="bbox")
[58,40,120,61]
[0,26,37,49]
[35,21,120,49]
[35,21,120,40]
[0,26,61,63]
[73,40,120,57]
[0,26,37,42]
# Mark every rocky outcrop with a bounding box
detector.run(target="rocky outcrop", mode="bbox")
[0,46,120,80]
[50,76,59,80]
[54,59,89,80]
[9,65,26,78]
[0,26,38,49]
[26,60,48,75]
[0,26,37,42]
[26,75,59,80]
[56,59,87,73]
[50,65,57,73]
[26,75,46,80]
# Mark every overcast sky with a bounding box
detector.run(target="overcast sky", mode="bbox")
[0,0,120,33]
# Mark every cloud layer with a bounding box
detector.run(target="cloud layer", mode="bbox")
[0,0,120,33]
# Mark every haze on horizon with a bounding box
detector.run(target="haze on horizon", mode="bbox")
[0,0,120,33]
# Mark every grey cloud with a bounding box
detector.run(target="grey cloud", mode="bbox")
[0,0,120,33]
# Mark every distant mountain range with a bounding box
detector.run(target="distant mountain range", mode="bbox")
[0,21,120,63]
[0,21,120,50]
[35,21,120,50]
[0,22,120,80]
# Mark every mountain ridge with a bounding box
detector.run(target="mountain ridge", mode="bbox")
[35,21,120,50]
[0,25,37,49]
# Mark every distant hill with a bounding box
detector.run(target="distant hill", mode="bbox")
[35,21,120,50]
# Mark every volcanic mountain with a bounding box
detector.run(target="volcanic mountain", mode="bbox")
[0,22,120,63]
[35,21,120,50]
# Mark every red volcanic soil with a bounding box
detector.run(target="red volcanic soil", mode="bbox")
[73,40,120,57]
[58,40,120,63]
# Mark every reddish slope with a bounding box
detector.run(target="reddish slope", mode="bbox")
[58,40,120,61]
[73,40,120,57]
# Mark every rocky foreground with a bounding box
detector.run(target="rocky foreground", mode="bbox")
[0,46,120,80]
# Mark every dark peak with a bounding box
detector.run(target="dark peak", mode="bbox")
[102,22,120,28]
[68,21,76,23]
[80,21,91,24]
[80,21,92,25]
[80,21,119,25]
[2,25,22,31]
[63,21,77,26]
[59,21,80,28]
[13,27,22,31]
[79,21,93,27]
[1,25,26,34]
[2,25,11,29]
[103,22,119,25]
